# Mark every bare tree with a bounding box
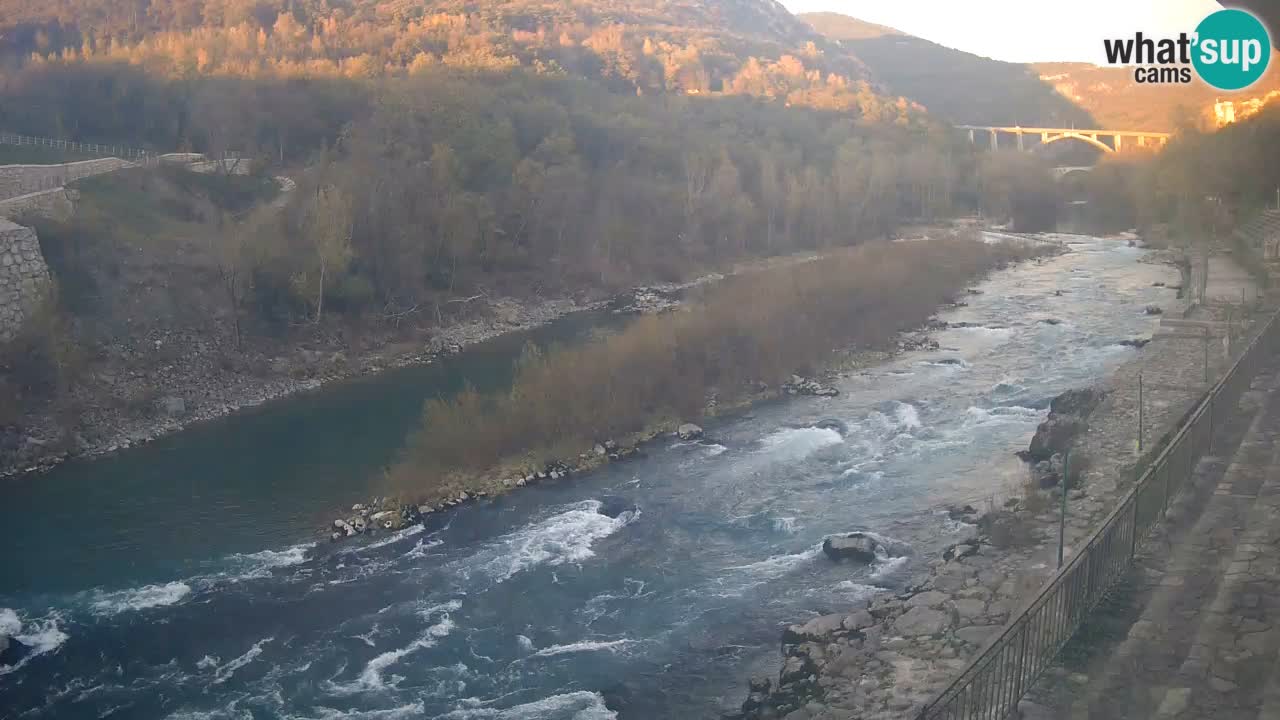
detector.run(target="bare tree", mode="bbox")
[303,184,353,324]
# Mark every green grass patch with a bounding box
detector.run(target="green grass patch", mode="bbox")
[68,167,279,241]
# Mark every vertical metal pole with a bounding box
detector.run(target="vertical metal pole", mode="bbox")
[1228,306,1234,344]
[1138,372,1144,453]
[1162,459,1170,516]
[1204,327,1210,384]
[1130,495,1140,559]
[1059,452,1069,569]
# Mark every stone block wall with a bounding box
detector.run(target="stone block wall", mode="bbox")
[0,158,134,201]
[0,219,50,341]
[0,188,75,221]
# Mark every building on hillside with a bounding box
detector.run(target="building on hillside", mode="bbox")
[1215,99,1237,126]
[1214,90,1280,127]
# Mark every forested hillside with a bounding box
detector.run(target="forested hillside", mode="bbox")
[0,0,917,119]
[800,11,1094,127]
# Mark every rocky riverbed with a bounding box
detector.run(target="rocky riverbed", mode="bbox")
[735,279,1267,719]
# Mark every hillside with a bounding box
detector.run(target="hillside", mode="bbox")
[800,11,1094,128]
[0,0,906,116]
[1033,62,1280,130]
[795,11,903,41]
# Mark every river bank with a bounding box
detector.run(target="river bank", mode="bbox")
[738,253,1267,719]
[2,247,842,479]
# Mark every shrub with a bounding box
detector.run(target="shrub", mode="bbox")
[389,235,1041,499]
[0,284,82,401]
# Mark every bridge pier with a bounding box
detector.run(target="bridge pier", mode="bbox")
[968,128,975,144]
[1115,135,1123,152]
[991,129,998,150]
[1016,130,1024,151]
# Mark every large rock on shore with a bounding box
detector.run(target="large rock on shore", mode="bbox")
[783,375,840,397]
[1049,388,1106,417]
[894,606,950,637]
[1024,388,1106,463]
[822,532,881,563]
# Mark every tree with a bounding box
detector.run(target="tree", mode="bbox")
[206,209,252,348]
[300,183,353,324]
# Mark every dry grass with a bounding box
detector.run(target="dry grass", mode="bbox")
[389,235,1040,500]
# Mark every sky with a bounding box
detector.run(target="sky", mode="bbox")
[780,0,1226,64]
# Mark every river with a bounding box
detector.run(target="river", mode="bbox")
[0,235,1176,719]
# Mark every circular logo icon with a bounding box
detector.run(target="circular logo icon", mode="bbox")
[1193,9,1272,91]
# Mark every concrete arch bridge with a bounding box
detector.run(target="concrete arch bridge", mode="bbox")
[956,125,1172,154]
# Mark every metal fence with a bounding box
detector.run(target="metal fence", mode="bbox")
[917,307,1280,720]
[0,132,156,163]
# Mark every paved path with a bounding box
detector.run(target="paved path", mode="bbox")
[1027,357,1280,719]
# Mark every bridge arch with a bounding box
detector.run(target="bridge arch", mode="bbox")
[1052,166,1095,180]
[1037,132,1114,154]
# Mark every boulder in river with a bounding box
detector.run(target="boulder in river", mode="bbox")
[0,635,28,667]
[814,418,848,435]
[822,532,880,563]
[597,495,639,519]
[676,423,704,441]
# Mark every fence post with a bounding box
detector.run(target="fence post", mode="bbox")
[1203,326,1210,385]
[1138,372,1144,453]
[1130,494,1140,560]
[1209,394,1215,455]
[1059,451,1069,569]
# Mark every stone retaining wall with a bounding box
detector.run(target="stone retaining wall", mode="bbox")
[0,188,75,220]
[0,158,133,201]
[0,219,50,340]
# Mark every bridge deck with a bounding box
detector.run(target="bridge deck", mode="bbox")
[955,125,1172,138]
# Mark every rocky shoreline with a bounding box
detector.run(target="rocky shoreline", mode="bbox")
[733,284,1265,720]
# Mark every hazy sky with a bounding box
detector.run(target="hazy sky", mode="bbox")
[780,0,1226,63]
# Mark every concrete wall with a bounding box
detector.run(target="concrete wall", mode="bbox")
[0,219,50,341]
[0,158,134,201]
